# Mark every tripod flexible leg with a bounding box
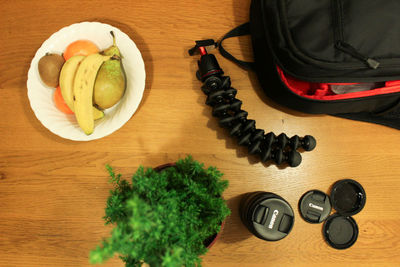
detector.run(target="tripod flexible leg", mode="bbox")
[189,40,316,167]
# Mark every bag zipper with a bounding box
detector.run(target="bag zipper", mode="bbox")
[332,0,380,69]
[334,41,380,69]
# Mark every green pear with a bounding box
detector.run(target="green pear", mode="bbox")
[93,31,126,109]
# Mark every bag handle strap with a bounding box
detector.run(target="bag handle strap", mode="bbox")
[218,22,256,70]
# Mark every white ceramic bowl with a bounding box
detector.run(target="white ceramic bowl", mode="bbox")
[27,22,145,141]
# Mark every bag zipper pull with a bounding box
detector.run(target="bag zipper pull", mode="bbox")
[335,41,380,69]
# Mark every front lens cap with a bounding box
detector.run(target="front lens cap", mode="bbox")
[299,190,332,223]
[240,192,294,242]
[331,179,366,216]
[323,214,358,249]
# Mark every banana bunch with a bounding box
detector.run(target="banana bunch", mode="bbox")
[59,53,110,135]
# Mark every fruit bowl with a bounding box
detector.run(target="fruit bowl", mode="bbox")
[27,21,146,141]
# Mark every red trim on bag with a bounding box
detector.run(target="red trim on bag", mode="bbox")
[277,66,400,100]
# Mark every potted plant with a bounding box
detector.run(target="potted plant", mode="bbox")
[90,156,231,267]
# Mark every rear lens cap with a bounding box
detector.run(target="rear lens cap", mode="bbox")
[240,192,294,241]
[299,190,332,223]
[323,214,358,249]
[331,179,366,216]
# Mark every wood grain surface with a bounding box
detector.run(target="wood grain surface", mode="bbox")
[1,0,400,266]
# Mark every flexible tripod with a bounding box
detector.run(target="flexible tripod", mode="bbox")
[189,40,316,167]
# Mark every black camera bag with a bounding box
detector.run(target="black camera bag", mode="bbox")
[219,0,400,129]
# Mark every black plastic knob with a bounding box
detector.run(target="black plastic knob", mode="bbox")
[234,111,248,122]
[224,88,237,100]
[287,150,302,167]
[273,150,302,167]
[206,90,225,106]
[302,135,317,151]
[205,76,222,92]
[212,103,230,117]
[198,54,223,82]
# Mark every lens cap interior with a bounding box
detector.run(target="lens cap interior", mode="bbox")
[248,193,295,241]
[299,190,332,223]
[323,214,359,249]
[331,179,366,216]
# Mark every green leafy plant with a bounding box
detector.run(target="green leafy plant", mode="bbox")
[90,156,231,267]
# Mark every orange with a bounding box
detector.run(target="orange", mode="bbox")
[63,40,99,61]
[54,86,74,114]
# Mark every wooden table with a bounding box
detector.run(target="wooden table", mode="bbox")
[1,0,400,266]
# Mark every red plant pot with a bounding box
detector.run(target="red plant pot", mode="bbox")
[205,220,225,249]
[153,163,176,172]
[154,162,225,249]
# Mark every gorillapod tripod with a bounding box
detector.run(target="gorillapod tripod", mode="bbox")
[189,40,316,167]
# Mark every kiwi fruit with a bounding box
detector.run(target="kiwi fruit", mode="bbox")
[38,53,65,87]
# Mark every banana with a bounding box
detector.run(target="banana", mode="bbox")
[59,55,105,120]
[73,53,110,135]
[93,107,105,120]
[60,55,85,110]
